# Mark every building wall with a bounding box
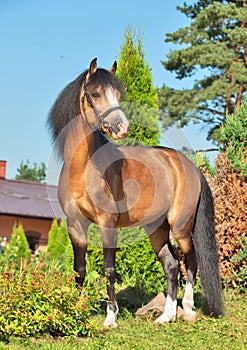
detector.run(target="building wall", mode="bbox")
[0,215,53,251]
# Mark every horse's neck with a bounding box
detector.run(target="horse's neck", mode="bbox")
[63,117,117,179]
[63,117,95,168]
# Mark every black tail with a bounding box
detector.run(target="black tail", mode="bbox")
[193,171,223,317]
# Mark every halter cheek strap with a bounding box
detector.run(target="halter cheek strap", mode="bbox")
[80,80,123,132]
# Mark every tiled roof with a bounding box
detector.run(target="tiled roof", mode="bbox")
[0,179,64,219]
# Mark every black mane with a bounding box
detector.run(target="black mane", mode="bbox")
[47,68,122,157]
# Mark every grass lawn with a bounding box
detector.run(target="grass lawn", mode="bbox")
[0,291,246,350]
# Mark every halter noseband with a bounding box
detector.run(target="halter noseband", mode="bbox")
[81,80,123,132]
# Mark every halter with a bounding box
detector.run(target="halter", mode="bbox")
[81,80,123,132]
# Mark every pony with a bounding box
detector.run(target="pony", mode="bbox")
[47,58,223,327]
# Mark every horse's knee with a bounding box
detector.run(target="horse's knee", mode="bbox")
[103,266,116,283]
[75,266,86,286]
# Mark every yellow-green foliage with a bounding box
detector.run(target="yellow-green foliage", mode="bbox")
[47,219,73,271]
[116,26,160,146]
[6,224,31,261]
[0,256,100,337]
[87,224,165,297]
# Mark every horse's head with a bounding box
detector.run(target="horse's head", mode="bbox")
[80,58,129,140]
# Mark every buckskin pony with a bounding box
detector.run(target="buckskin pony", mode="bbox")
[47,58,223,327]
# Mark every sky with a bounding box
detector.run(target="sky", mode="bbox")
[0,0,217,184]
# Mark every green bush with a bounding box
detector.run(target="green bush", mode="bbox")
[220,99,247,177]
[196,152,216,177]
[0,255,101,338]
[228,235,247,293]
[87,224,166,295]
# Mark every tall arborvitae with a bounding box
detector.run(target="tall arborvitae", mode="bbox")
[47,218,73,271]
[116,26,160,146]
[8,224,31,261]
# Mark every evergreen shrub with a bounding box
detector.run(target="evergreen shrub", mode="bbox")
[3,224,31,263]
[87,224,166,295]
[47,219,73,272]
[209,99,247,291]
[220,99,247,177]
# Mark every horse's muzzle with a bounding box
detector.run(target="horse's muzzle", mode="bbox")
[111,122,130,140]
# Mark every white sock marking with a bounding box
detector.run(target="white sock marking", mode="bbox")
[103,304,119,328]
[155,295,177,323]
[182,281,196,320]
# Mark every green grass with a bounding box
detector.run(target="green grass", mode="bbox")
[0,291,246,350]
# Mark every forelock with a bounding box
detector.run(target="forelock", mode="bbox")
[87,68,123,93]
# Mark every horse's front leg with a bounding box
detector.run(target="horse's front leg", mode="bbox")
[101,228,118,328]
[67,219,88,286]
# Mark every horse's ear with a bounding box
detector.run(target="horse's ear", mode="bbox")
[86,58,97,81]
[109,61,117,74]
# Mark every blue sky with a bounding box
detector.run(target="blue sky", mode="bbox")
[0,0,217,183]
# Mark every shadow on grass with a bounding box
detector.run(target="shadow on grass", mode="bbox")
[116,286,157,315]
[98,276,209,319]
[98,284,156,316]
[0,336,10,345]
[116,286,209,317]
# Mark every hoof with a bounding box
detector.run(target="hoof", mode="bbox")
[104,305,118,328]
[103,320,118,328]
[182,310,197,322]
[154,313,176,324]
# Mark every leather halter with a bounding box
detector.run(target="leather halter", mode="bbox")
[80,80,123,132]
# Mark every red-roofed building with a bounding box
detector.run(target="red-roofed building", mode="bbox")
[0,161,64,252]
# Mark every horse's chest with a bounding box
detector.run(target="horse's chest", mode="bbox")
[70,173,118,222]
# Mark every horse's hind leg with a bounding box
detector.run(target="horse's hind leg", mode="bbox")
[147,221,180,323]
[178,234,197,321]
[101,228,118,328]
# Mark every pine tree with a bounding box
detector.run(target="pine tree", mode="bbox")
[116,26,160,146]
[15,160,46,183]
[159,0,247,144]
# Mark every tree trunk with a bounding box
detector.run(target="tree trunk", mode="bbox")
[235,82,244,108]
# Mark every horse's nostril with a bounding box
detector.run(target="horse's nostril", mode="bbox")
[103,120,110,129]
[116,122,130,136]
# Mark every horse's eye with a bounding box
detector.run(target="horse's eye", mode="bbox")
[92,92,100,99]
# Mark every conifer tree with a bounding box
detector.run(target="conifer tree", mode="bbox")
[159,0,247,144]
[47,218,60,260]
[60,219,74,272]
[116,26,160,146]
[15,160,46,183]
[220,98,247,176]
[47,218,73,271]
[8,224,31,261]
